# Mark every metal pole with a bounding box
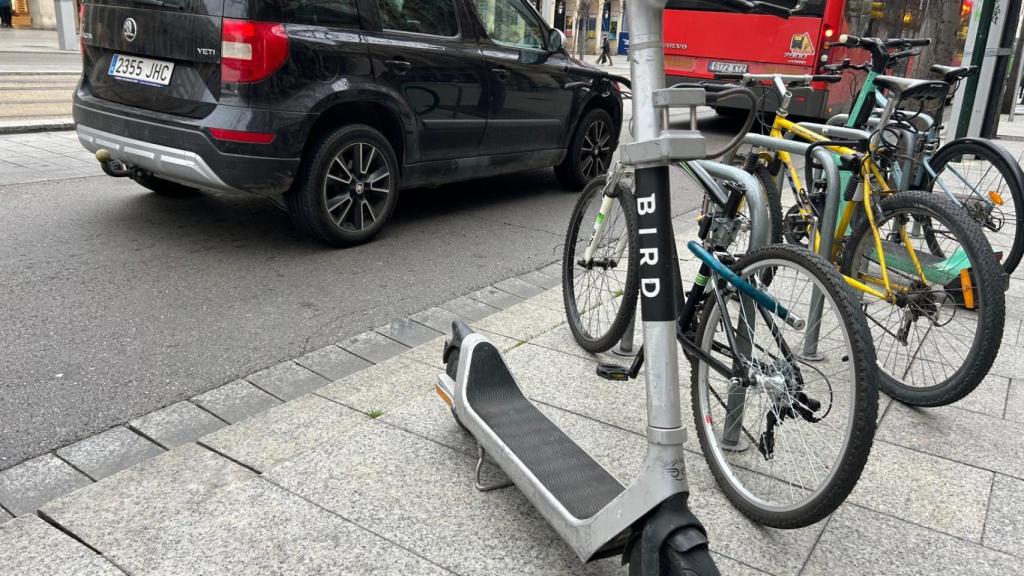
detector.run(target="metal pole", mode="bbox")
[1010,37,1024,121]
[53,0,77,52]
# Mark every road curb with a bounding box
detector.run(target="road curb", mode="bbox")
[0,119,76,135]
[0,261,567,519]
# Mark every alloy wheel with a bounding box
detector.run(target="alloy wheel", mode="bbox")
[580,119,612,180]
[323,142,392,232]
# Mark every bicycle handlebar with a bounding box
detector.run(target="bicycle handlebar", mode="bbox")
[836,34,930,50]
[714,73,842,85]
[822,59,870,73]
[887,48,921,63]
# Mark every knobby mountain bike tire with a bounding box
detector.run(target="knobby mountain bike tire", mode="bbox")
[925,139,1024,275]
[689,244,877,529]
[563,175,640,352]
[840,191,1005,406]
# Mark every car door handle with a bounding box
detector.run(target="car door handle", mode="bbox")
[385,59,412,75]
[491,68,510,82]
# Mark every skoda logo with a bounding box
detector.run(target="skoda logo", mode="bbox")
[122,18,137,42]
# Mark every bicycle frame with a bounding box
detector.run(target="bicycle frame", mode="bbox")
[771,109,929,303]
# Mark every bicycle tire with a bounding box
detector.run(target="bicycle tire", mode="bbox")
[751,165,785,245]
[840,191,1005,406]
[926,139,1024,274]
[562,175,640,352]
[689,244,877,528]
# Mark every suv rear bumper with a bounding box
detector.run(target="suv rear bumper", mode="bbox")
[73,94,306,197]
[78,125,237,193]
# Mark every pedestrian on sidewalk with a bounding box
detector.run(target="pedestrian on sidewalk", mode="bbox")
[596,35,613,66]
[0,0,13,29]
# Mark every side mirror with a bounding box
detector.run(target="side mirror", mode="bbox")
[548,29,566,53]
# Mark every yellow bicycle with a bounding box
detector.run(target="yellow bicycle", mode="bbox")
[725,72,1005,407]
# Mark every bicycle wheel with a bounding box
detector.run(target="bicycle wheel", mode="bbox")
[689,245,877,528]
[562,175,640,352]
[840,191,1006,406]
[926,139,1024,274]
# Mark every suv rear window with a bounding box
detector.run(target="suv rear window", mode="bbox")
[250,0,359,26]
[87,0,225,16]
[379,0,458,36]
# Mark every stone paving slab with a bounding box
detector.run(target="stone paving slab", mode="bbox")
[983,474,1024,557]
[519,270,560,290]
[494,276,546,299]
[128,401,226,450]
[504,342,650,435]
[473,300,566,342]
[246,360,330,401]
[317,356,437,416]
[267,421,625,576]
[802,504,1024,575]
[294,344,372,381]
[55,426,164,482]
[398,329,521,370]
[1005,379,1024,423]
[201,394,368,472]
[338,330,410,363]
[190,380,281,425]
[877,402,1024,479]
[41,444,445,576]
[0,515,124,576]
[529,286,572,312]
[467,285,524,309]
[847,440,993,540]
[0,453,91,516]
[949,374,1011,418]
[409,306,471,333]
[376,318,443,348]
[439,295,500,321]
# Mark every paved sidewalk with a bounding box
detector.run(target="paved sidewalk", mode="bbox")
[1,206,1023,574]
[0,30,80,133]
[0,131,100,185]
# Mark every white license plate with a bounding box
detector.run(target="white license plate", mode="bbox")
[108,54,174,86]
[708,61,748,74]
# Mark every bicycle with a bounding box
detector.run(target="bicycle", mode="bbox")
[562,83,782,353]
[435,1,878,572]
[726,69,1006,407]
[821,35,1024,275]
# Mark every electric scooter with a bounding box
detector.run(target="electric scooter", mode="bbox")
[435,1,806,573]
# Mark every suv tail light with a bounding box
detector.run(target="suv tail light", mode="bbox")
[221,19,289,84]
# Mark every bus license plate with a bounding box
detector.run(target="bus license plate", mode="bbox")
[708,61,748,74]
[108,54,174,87]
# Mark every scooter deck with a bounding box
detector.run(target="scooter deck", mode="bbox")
[466,341,625,519]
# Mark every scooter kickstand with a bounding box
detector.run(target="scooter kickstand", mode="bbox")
[474,445,514,492]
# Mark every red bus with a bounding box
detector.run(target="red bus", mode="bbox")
[663,0,850,120]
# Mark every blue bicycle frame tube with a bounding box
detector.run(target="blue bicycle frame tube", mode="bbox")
[687,241,806,330]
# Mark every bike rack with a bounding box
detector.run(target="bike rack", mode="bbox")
[739,132,844,360]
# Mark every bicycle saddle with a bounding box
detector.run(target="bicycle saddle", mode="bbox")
[873,75,949,101]
[930,64,978,83]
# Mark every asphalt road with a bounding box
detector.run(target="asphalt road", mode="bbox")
[0,117,738,470]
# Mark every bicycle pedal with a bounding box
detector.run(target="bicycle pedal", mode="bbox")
[596,363,630,381]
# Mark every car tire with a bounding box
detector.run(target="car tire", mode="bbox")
[555,108,615,191]
[287,124,399,247]
[132,172,199,196]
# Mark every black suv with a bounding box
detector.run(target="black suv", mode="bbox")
[74,0,623,246]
